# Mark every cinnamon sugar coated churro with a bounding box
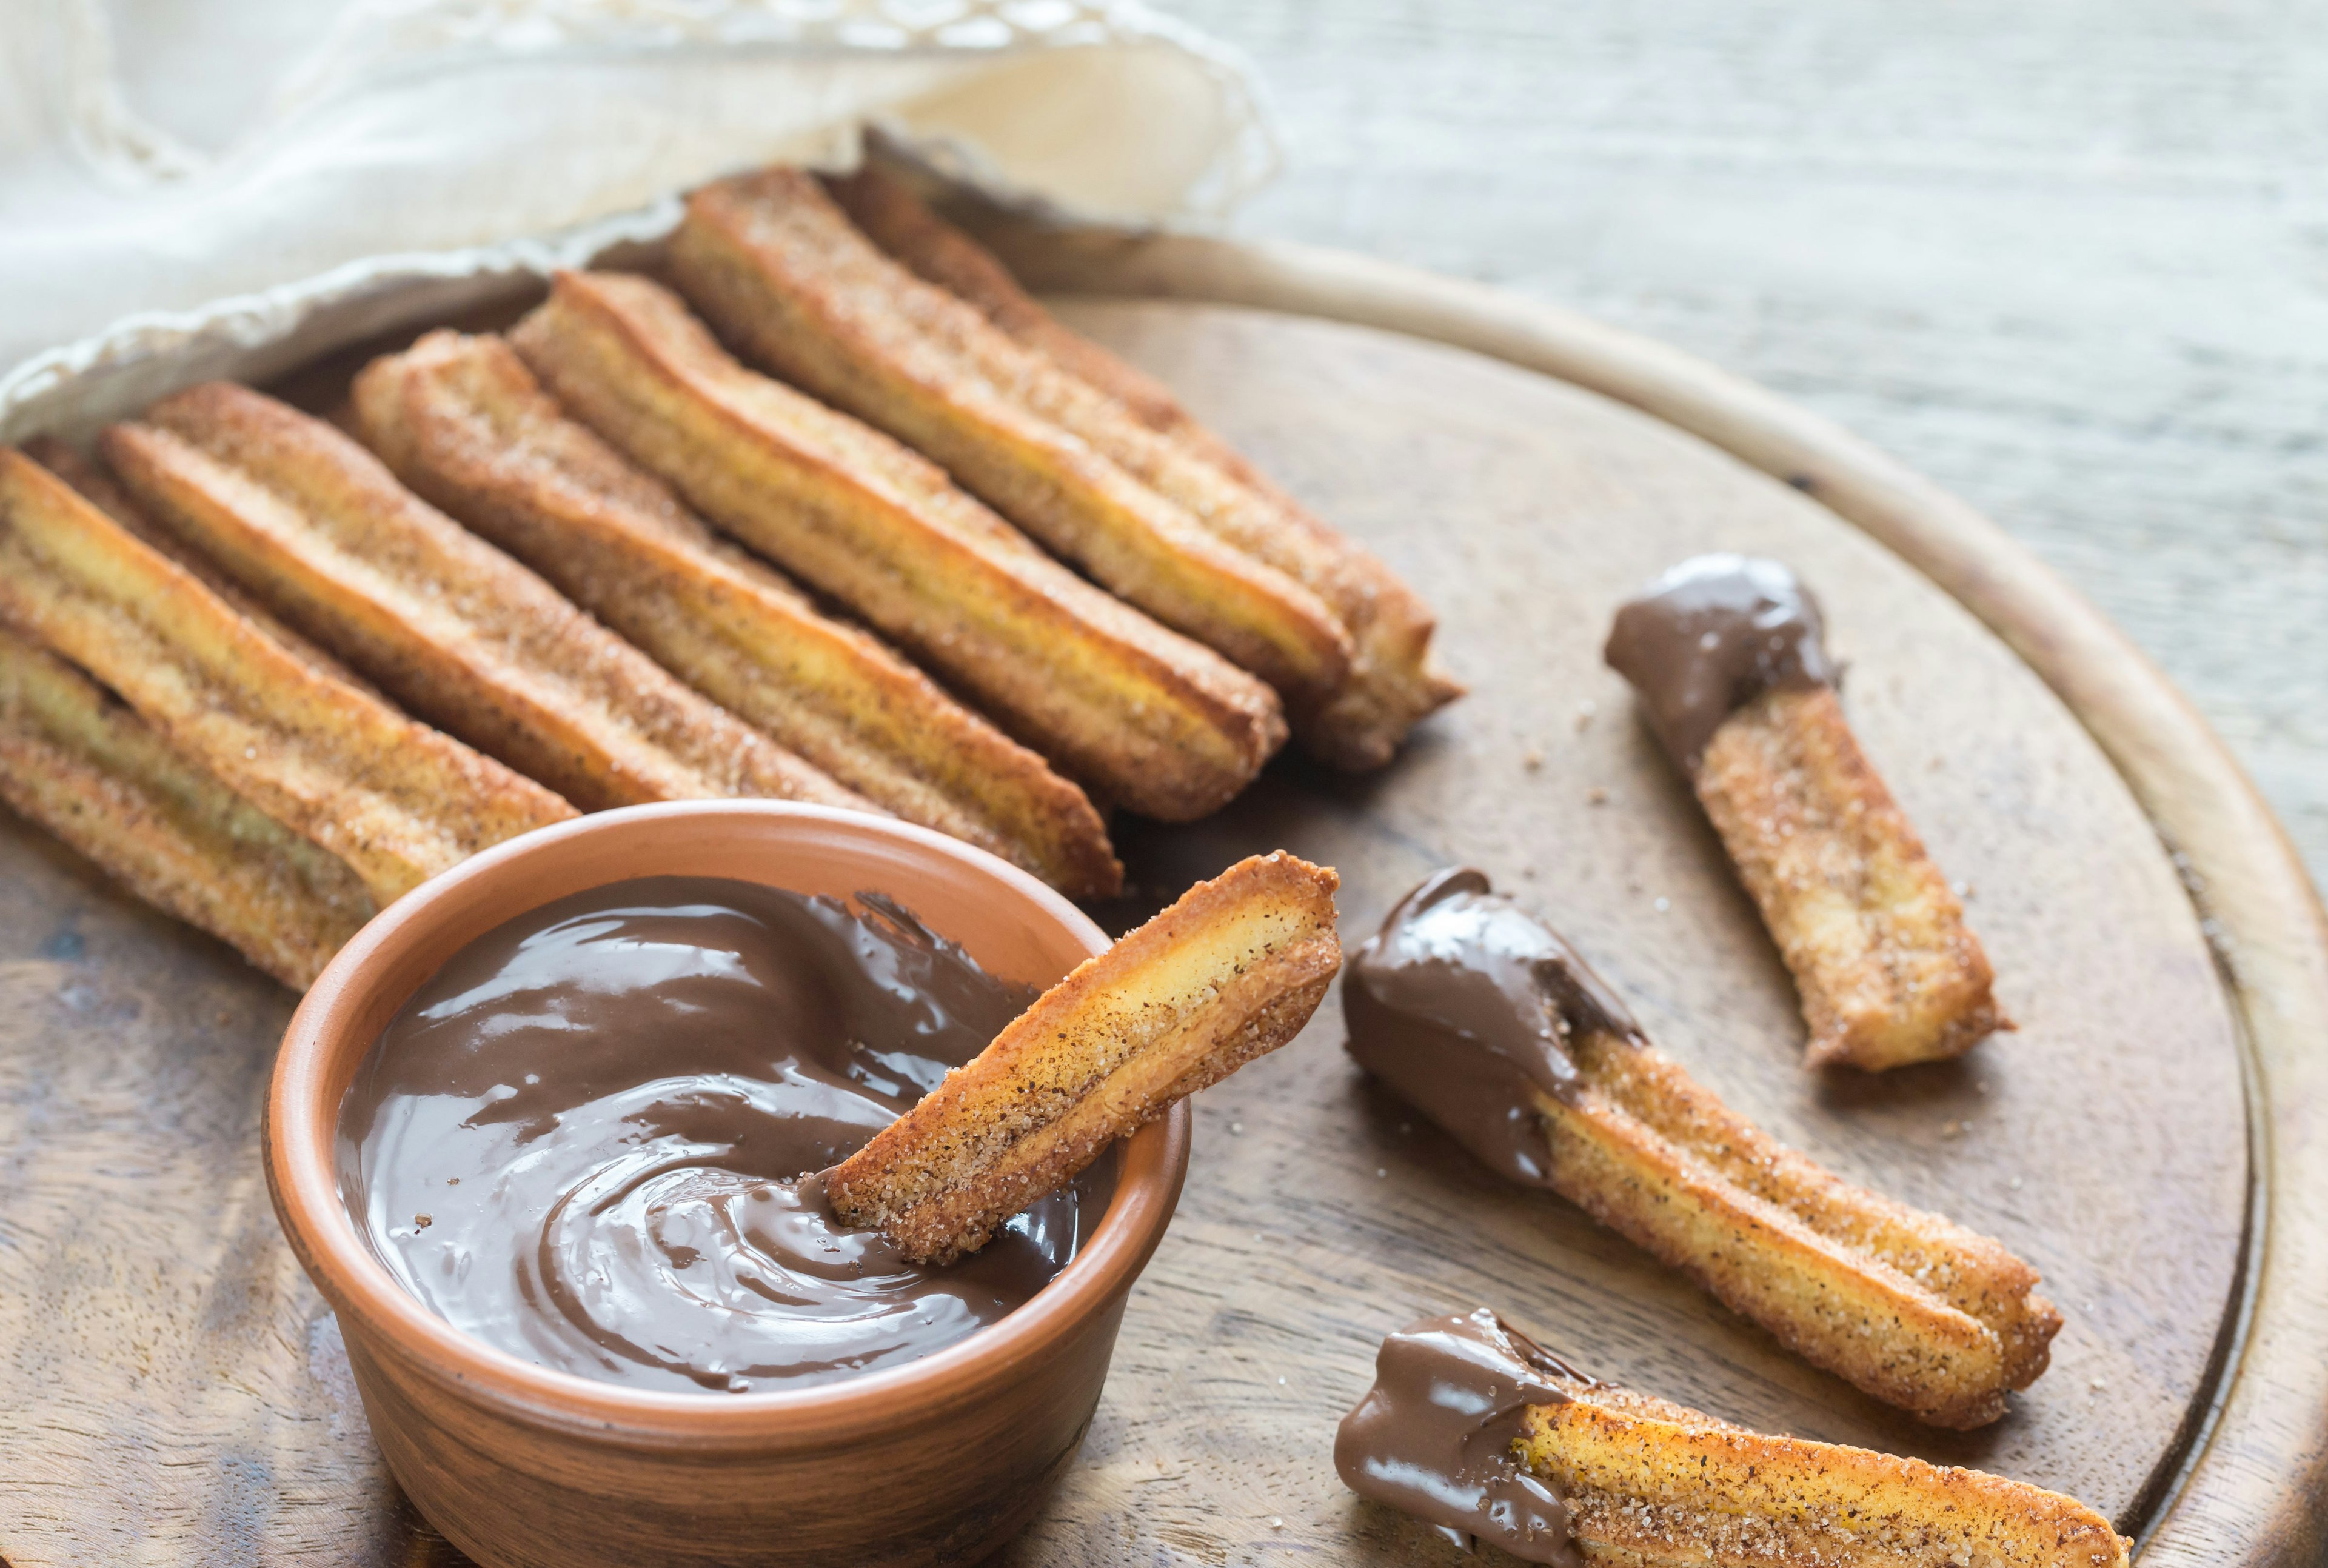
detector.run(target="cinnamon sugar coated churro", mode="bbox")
[0,449,573,905]
[829,851,1342,1264]
[1338,1307,2127,1566]
[1344,869,2057,1427]
[508,267,1286,821]
[352,329,1120,896]
[101,384,869,817]
[673,168,1460,767]
[1605,555,2005,1070]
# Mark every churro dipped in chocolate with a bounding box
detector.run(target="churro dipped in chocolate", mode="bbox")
[1337,1308,2127,1566]
[0,624,375,987]
[352,330,1120,897]
[101,383,869,817]
[508,269,1285,821]
[671,168,1460,768]
[1345,869,2057,1428]
[1605,555,2005,1070]
[0,450,572,904]
[831,851,1341,1264]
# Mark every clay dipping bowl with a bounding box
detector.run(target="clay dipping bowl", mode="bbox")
[265,802,1191,1568]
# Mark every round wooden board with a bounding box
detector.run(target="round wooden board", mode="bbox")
[0,256,2316,1567]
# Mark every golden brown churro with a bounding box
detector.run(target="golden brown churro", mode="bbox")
[824,162,1465,768]
[1338,1308,2127,1566]
[674,168,1460,769]
[0,449,573,904]
[352,330,1121,896]
[0,624,375,987]
[1345,869,2056,1429]
[1605,555,2005,1070]
[508,267,1285,821]
[829,852,1341,1264]
[101,383,869,816]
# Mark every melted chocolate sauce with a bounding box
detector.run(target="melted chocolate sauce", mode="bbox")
[1335,1309,1591,1564]
[338,876,1110,1395]
[1343,869,1642,1184]
[1602,553,1836,767]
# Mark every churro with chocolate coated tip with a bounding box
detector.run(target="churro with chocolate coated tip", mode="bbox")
[1345,869,2057,1429]
[353,330,1120,898]
[0,624,375,988]
[1605,554,2005,1070]
[102,383,870,817]
[829,852,1341,1265]
[1336,1306,2126,1567]
[824,161,1465,769]
[508,268,1285,821]
[0,450,572,903]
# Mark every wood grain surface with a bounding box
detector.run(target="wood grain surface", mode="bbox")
[0,299,2255,1564]
[1165,0,2328,906]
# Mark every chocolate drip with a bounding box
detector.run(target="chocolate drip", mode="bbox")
[1343,868,1641,1184]
[1334,1308,1590,1564]
[1603,553,1835,766]
[338,876,1110,1395]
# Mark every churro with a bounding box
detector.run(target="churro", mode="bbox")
[101,383,869,816]
[0,449,572,903]
[0,623,375,987]
[1338,1307,2126,1566]
[508,267,1285,821]
[1605,555,2005,1070]
[829,851,1341,1264]
[353,330,1120,896]
[824,161,1463,768]
[1344,868,2056,1428]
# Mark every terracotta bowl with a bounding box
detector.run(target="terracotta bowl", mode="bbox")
[266,802,1191,1568]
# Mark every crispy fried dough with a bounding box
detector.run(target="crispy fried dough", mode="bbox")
[1537,1021,2056,1429]
[1699,686,2006,1070]
[507,268,1285,821]
[1516,1355,2127,1566]
[672,171,1353,706]
[0,450,571,902]
[101,383,869,817]
[829,851,1340,1263]
[0,624,375,987]
[353,330,1120,896]
[824,162,1465,769]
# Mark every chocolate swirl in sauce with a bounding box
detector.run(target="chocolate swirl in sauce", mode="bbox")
[1602,553,1836,766]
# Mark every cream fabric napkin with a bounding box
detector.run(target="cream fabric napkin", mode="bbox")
[0,0,1275,433]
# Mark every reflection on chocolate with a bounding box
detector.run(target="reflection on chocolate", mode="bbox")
[1334,1308,1587,1565]
[1343,868,1641,1184]
[1603,553,1836,766]
[338,876,1111,1394]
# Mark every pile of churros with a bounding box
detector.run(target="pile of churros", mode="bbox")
[2,152,2112,1562]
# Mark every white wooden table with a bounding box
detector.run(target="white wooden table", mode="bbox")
[1167,0,2328,896]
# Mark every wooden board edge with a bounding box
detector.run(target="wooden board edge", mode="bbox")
[966,220,2328,1566]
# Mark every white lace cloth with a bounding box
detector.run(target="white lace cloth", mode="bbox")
[0,0,1274,438]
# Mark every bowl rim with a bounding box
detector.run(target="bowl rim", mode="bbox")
[265,799,1191,1449]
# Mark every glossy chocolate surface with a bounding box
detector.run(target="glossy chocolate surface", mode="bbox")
[1343,868,1641,1184]
[1603,553,1836,766]
[338,876,1109,1394]
[1335,1308,1587,1564]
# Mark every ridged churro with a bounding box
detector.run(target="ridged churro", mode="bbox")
[675,168,1460,768]
[508,267,1285,821]
[829,851,1341,1264]
[0,623,375,987]
[824,162,1463,768]
[101,383,870,817]
[1338,1308,2126,1566]
[0,449,572,903]
[1344,868,2056,1428]
[1605,555,2005,1070]
[352,330,1120,896]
